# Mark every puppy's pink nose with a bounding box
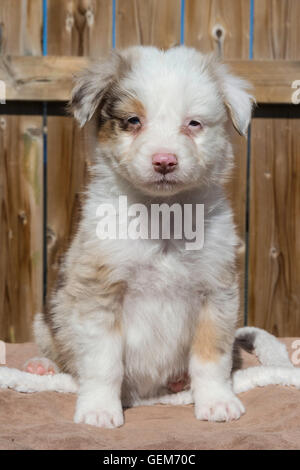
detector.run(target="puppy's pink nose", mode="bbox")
[152,153,178,174]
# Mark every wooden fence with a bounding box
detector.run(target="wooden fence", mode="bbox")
[0,0,299,342]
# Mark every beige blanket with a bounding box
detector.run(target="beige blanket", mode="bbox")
[0,339,299,450]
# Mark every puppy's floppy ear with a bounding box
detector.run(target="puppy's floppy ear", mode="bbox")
[69,51,126,128]
[214,62,255,136]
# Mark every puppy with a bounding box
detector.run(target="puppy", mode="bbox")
[29,46,253,428]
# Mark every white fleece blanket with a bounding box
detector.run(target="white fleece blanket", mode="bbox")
[0,327,299,400]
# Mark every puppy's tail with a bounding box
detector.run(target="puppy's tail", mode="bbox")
[231,326,300,394]
[234,326,293,368]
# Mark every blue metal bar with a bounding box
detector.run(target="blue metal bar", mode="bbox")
[244,0,255,324]
[180,0,185,45]
[112,0,116,48]
[42,0,48,302]
[249,0,254,59]
[42,0,48,56]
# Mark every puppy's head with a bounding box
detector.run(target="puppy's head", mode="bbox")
[70,46,253,196]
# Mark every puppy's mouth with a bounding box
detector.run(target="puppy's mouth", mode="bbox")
[156,174,177,184]
[152,173,179,187]
[130,168,192,196]
[140,173,184,195]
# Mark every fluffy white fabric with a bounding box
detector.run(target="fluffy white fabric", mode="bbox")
[0,328,299,402]
[233,366,300,394]
[0,366,77,393]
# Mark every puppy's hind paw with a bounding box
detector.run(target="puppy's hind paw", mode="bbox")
[195,394,245,422]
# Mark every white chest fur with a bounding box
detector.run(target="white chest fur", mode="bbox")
[117,238,203,400]
[84,185,236,400]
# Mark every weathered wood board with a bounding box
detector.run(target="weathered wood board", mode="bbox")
[1,56,299,103]
[248,0,300,335]
[0,0,43,342]
[115,0,181,48]
[249,118,300,335]
[0,115,43,342]
[185,0,250,59]
[47,0,112,57]
[0,0,42,56]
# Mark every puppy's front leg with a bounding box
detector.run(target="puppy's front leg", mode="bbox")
[74,316,124,428]
[190,295,245,422]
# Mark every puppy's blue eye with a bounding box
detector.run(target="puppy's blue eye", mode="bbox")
[128,116,141,125]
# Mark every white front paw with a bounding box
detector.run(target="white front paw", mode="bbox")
[74,397,124,428]
[194,389,245,422]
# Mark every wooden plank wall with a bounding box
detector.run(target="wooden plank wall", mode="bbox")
[0,0,43,342]
[115,0,181,48]
[0,0,299,341]
[248,0,300,335]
